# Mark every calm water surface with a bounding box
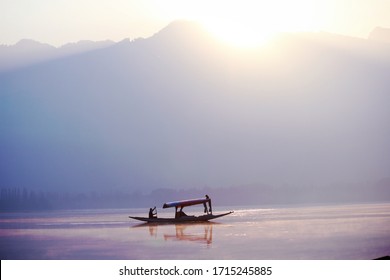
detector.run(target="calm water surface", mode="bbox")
[1,203,389,259]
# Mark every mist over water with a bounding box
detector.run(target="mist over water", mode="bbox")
[1,23,389,261]
[1,203,389,260]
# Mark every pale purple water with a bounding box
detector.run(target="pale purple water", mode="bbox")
[1,203,389,259]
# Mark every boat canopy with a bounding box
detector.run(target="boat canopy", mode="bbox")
[163,197,210,209]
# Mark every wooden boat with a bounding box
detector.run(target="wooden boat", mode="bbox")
[129,212,233,223]
[129,196,233,223]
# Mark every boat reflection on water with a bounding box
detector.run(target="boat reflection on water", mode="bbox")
[134,223,214,246]
[163,224,213,246]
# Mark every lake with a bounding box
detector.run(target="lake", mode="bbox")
[1,203,389,259]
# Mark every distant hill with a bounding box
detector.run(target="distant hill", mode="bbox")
[0,39,114,72]
[0,21,389,205]
[369,27,390,43]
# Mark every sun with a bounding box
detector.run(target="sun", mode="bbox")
[200,18,277,48]
[159,0,325,49]
[199,0,324,48]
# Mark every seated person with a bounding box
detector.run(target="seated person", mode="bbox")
[149,206,157,218]
[176,208,187,218]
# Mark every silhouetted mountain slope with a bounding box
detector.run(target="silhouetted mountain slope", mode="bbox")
[0,39,114,72]
[0,21,389,204]
[369,27,390,43]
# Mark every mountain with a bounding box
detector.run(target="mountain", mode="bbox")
[0,21,389,204]
[0,39,56,72]
[0,39,115,72]
[369,27,390,43]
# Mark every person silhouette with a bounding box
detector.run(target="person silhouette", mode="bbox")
[175,207,187,218]
[204,195,212,214]
[149,206,157,218]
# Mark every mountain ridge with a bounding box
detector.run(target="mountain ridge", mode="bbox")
[0,39,115,72]
[2,21,390,73]
[369,26,390,42]
[0,21,389,203]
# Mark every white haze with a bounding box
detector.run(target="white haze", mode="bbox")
[0,21,389,200]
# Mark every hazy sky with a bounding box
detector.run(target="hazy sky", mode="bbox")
[1,0,390,47]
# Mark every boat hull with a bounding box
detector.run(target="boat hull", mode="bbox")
[129,211,233,224]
